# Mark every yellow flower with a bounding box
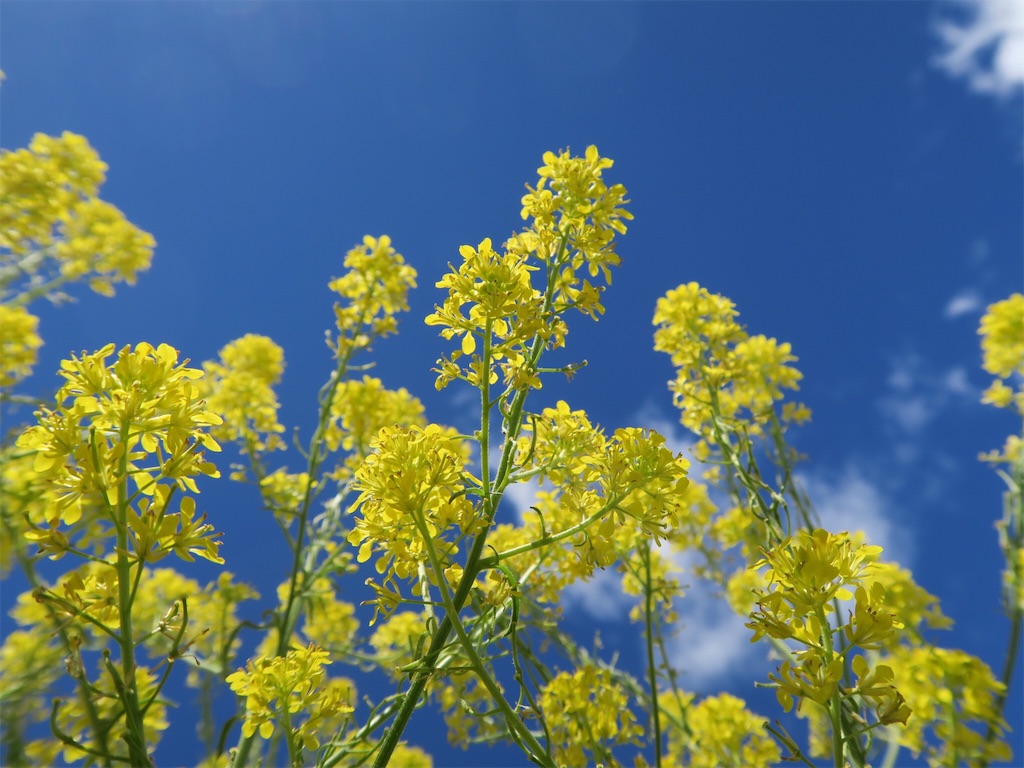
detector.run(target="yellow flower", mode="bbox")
[425,237,544,390]
[388,743,434,768]
[749,528,882,625]
[979,293,1024,380]
[200,334,286,455]
[259,468,310,516]
[347,424,474,617]
[1,131,155,302]
[663,691,780,768]
[54,197,155,296]
[16,343,222,563]
[0,304,43,387]
[537,664,643,766]
[861,561,952,638]
[653,282,808,445]
[329,235,417,357]
[427,148,629,391]
[226,643,352,750]
[297,579,360,654]
[0,131,107,254]
[0,628,64,750]
[884,645,1010,765]
[370,611,428,679]
[325,375,425,468]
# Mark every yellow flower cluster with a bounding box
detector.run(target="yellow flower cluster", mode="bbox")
[0,447,63,573]
[328,235,417,358]
[259,468,311,516]
[435,667,508,750]
[56,197,157,297]
[0,303,43,386]
[521,145,632,291]
[426,237,546,390]
[661,691,780,768]
[347,424,475,618]
[510,401,690,571]
[1,132,107,252]
[653,281,808,449]
[201,334,286,457]
[385,743,434,768]
[536,664,642,767]
[885,646,1010,766]
[747,529,911,727]
[979,293,1024,383]
[45,660,168,765]
[0,131,154,298]
[427,146,630,392]
[620,544,684,624]
[977,294,1024,634]
[16,343,223,563]
[369,610,428,679]
[294,576,360,656]
[1,562,173,765]
[226,643,353,752]
[0,628,64,760]
[130,568,258,685]
[864,562,952,637]
[325,375,426,480]
[978,294,1024,469]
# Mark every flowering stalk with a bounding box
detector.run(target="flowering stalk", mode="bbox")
[370,147,635,765]
[977,293,1024,766]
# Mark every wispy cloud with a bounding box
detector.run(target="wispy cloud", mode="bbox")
[877,354,979,453]
[664,571,764,692]
[933,0,1024,97]
[799,465,913,566]
[944,288,983,319]
[562,567,633,621]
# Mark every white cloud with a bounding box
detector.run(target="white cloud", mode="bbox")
[933,0,1024,97]
[560,546,764,691]
[562,567,634,621]
[944,288,983,319]
[877,354,980,446]
[942,366,973,395]
[799,465,913,566]
[663,561,765,692]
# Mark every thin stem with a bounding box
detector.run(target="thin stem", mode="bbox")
[981,605,1021,767]
[410,500,553,765]
[642,545,663,768]
[816,608,845,768]
[233,320,365,767]
[477,490,632,568]
[113,423,153,767]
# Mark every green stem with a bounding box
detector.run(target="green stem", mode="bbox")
[477,494,626,567]
[981,435,1023,767]
[642,545,663,768]
[981,605,1021,767]
[411,498,553,765]
[113,423,153,767]
[816,610,845,768]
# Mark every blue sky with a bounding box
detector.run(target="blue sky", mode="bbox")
[2,2,1022,766]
